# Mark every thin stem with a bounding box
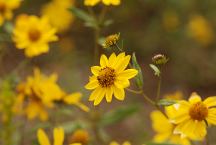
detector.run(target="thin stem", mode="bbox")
[126,88,142,94]
[115,43,123,52]
[141,92,156,106]
[156,75,162,101]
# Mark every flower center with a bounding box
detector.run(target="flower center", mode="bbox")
[28,28,41,42]
[189,102,208,121]
[0,3,6,15]
[97,67,116,88]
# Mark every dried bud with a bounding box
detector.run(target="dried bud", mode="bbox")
[103,33,120,48]
[69,129,89,145]
[152,54,169,65]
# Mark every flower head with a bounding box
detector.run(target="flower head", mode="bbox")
[103,33,120,48]
[84,0,120,6]
[85,52,138,105]
[151,110,191,145]
[15,68,88,121]
[166,92,216,140]
[187,15,214,46]
[0,0,21,26]
[13,14,58,57]
[69,129,89,145]
[41,0,75,33]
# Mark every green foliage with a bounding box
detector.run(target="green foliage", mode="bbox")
[149,64,161,77]
[99,104,140,126]
[132,53,144,89]
[157,99,177,106]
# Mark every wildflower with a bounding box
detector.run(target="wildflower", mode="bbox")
[69,129,89,145]
[41,0,75,33]
[103,33,120,48]
[13,14,58,57]
[84,0,120,6]
[15,68,88,121]
[110,141,131,145]
[187,15,214,46]
[0,0,21,26]
[85,52,138,105]
[151,110,191,145]
[167,92,216,140]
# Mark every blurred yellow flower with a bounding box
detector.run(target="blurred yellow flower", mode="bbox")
[187,15,214,46]
[84,0,120,6]
[167,92,216,140]
[15,68,88,121]
[85,52,138,105]
[162,11,179,32]
[164,91,183,100]
[13,14,58,57]
[37,127,64,145]
[110,141,131,145]
[103,33,120,48]
[41,0,75,33]
[0,0,21,26]
[151,110,191,145]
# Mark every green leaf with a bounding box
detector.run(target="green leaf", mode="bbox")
[149,64,161,77]
[69,7,97,29]
[132,53,144,89]
[157,99,177,106]
[99,105,140,126]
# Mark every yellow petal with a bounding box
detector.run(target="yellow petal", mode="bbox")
[206,108,216,125]
[85,80,99,90]
[91,66,101,75]
[105,87,113,102]
[89,87,101,101]
[54,127,64,145]
[203,96,216,108]
[123,141,131,145]
[117,69,138,79]
[114,79,130,88]
[63,92,82,104]
[109,141,119,145]
[113,86,125,100]
[189,92,202,104]
[115,55,131,72]
[100,54,108,67]
[94,88,106,106]
[108,53,117,67]
[37,129,51,145]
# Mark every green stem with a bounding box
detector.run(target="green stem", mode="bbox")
[115,43,123,52]
[94,28,100,63]
[156,75,162,101]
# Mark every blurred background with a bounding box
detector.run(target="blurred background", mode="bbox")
[1,0,216,145]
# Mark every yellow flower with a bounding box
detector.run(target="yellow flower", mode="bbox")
[37,127,64,145]
[41,0,75,33]
[187,15,214,46]
[13,14,58,57]
[84,0,120,6]
[0,0,21,26]
[85,52,138,105]
[166,92,216,140]
[103,33,120,48]
[15,68,88,121]
[110,141,131,145]
[151,110,191,145]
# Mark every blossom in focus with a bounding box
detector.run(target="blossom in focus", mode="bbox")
[166,92,216,140]
[41,0,75,33]
[13,14,58,57]
[85,52,138,105]
[0,0,21,26]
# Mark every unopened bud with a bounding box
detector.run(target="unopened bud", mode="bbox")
[152,54,169,65]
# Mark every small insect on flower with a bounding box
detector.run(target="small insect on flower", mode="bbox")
[166,92,216,140]
[151,110,191,145]
[0,0,21,26]
[103,33,120,49]
[84,0,120,6]
[85,52,138,105]
[13,14,58,57]
[110,141,131,145]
